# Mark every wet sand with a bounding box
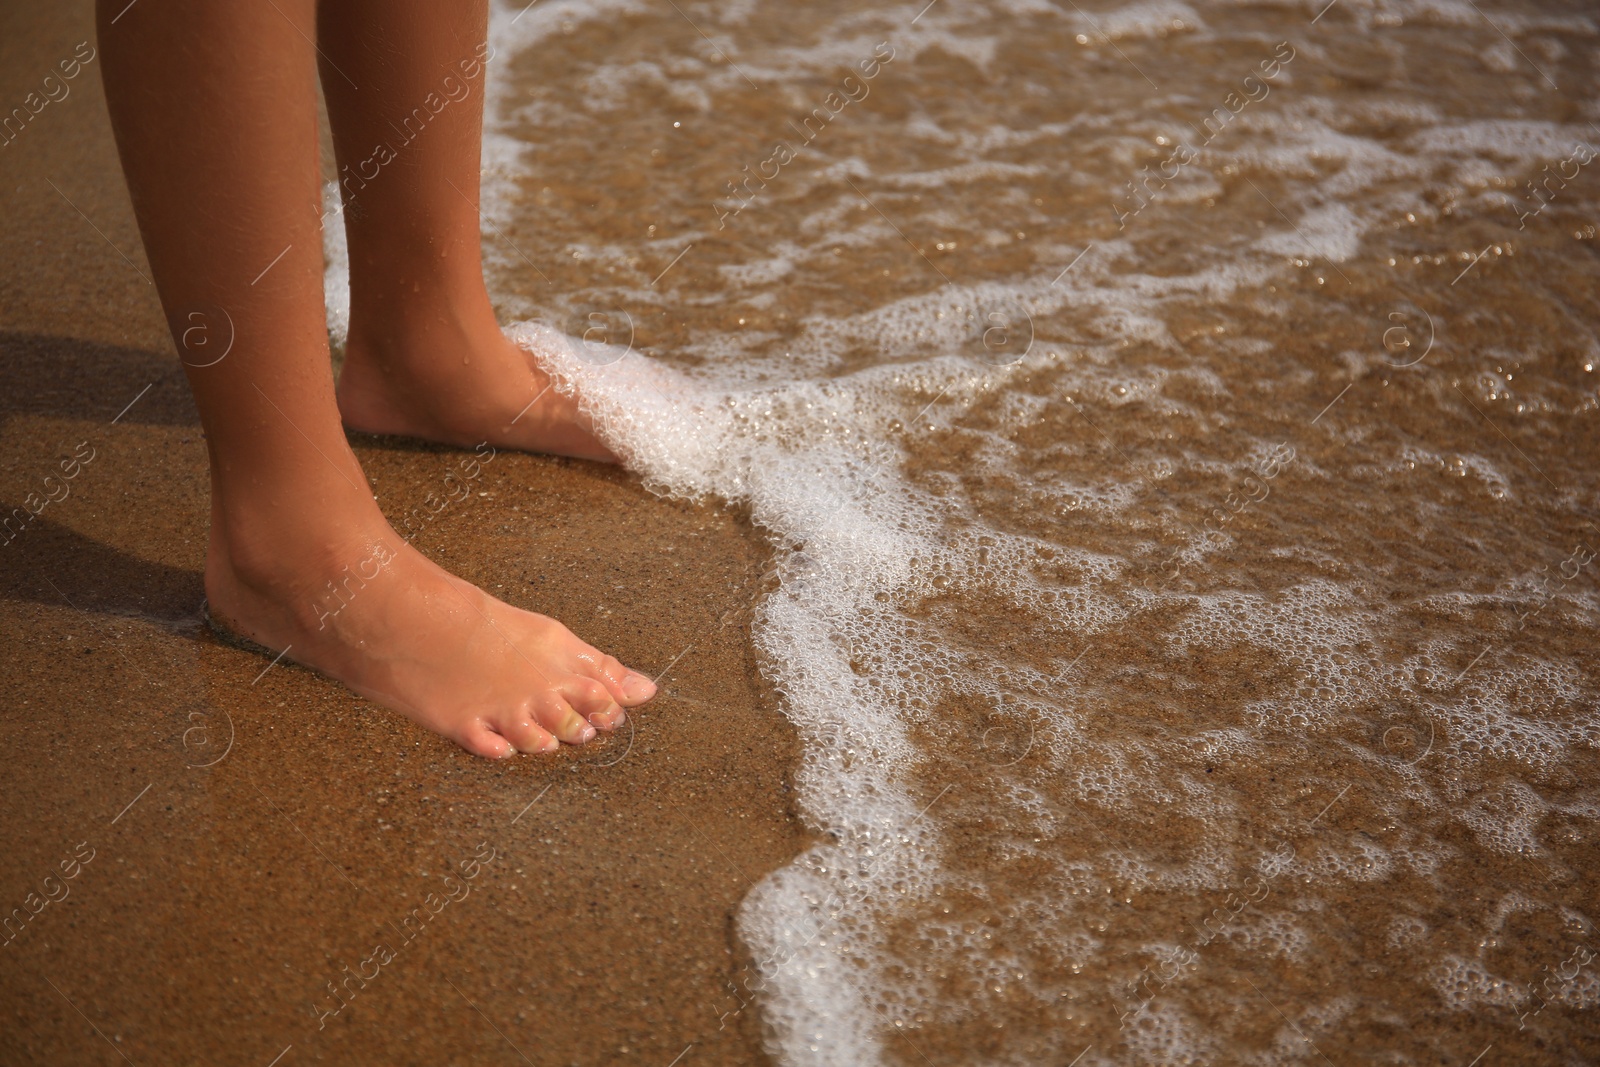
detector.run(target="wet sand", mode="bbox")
[0,5,806,1065]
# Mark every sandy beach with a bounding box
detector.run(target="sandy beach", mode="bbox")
[8,0,1600,1062]
[1,5,807,1064]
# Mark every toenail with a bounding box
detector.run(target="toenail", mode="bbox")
[577,721,596,743]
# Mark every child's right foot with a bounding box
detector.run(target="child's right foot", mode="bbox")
[204,508,657,758]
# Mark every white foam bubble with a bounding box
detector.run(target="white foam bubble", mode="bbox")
[321,181,349,348]
[1430,954,1527,1011]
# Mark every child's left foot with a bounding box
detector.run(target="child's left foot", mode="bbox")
[337,295,612,461]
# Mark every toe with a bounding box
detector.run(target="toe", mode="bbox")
[498,715,561,755]
[562,677,627,732]
[590,653,657,706]
[532,694,597,746]
[458,722,518,759]
[618,668,657,705]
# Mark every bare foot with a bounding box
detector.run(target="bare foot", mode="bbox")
[206,501,657,758]
[337,298,612,462]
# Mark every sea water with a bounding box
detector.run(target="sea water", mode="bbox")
[330,0,1600,1061]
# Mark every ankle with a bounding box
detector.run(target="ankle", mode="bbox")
[346,272,494,354]
[206,491,395,603]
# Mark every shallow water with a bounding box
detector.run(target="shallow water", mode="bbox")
[347,0,1600,1061]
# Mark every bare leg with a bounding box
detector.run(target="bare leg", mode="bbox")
[317,0,607,460]
[96,0,655,757]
